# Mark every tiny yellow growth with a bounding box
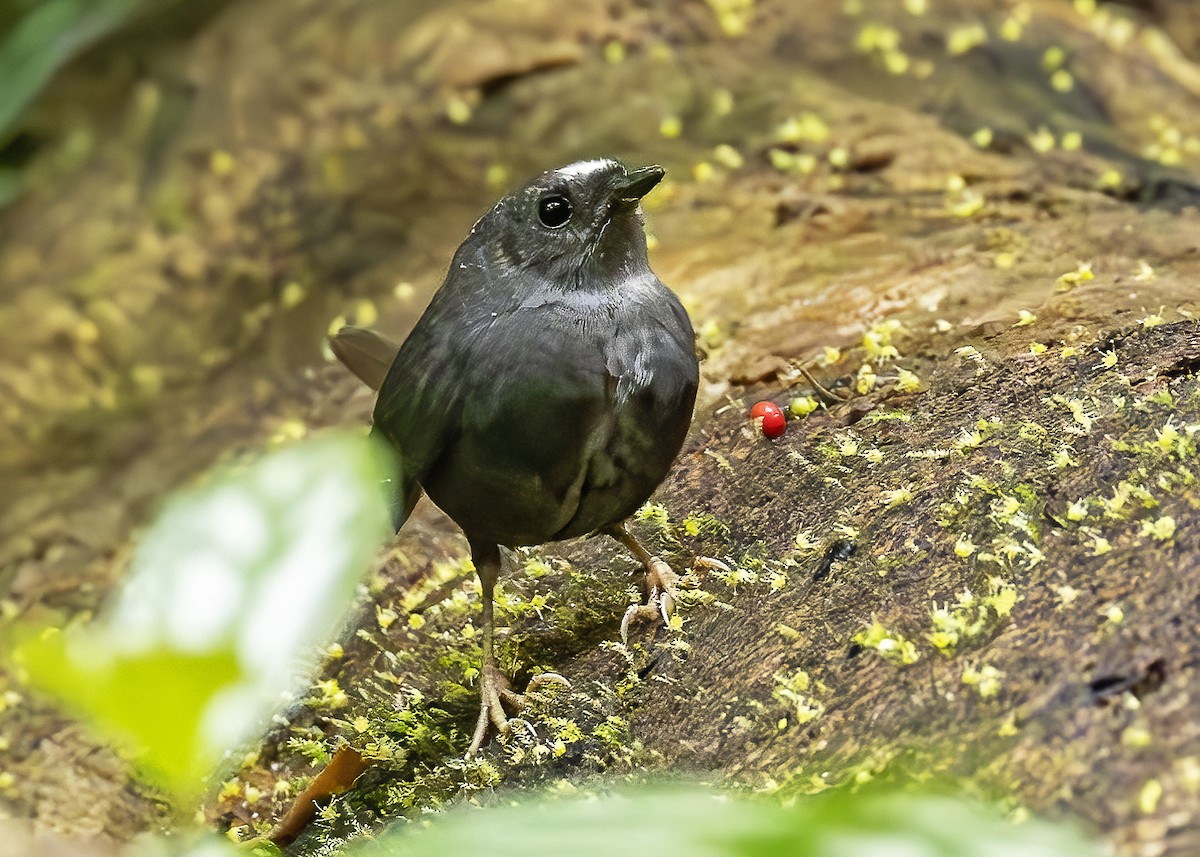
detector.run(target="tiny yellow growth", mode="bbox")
[946,23,988,56]
[773,668,825,723]
[855,364,877,394]
[1177,758,1200,795]
[998,713,1020,736]
[775,112,829,143]
[1056,261,1093,289]
[837,434,860,457]
[711,89,735,117]
[636,502,671,526]
[354,298,378,327]
[1028,126,1056,153]
[880,488,914,509]
[659,116,683,139]
[1052,446,1079,469]
[692,161,716,183]
[854,621,920,665]
[999,17,1023,42]
[312,678,348,709]
[712,144,745,169]
[883,50,910,76]
[1122,725,1152,749]
[962,663,1005,699]
[704,0,755,36]
[948,189,985,217]
[280,282,306,308]
[1138,779,1163,815]
[1042,46,1065,71]
[790,395,820,417]
[1054,585,1080,609]
[1141,516,1176,541]
[818,345,843,367]
[855,24,900,54]
[896,368,922,393]
[1050,69,1074,92]
[956,429,983,450]
[794,530,820,552]
[210,149,235,176]
[376,605,398,630]
[446,95,472,125]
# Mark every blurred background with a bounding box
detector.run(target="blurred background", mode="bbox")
[2,0,1200,851]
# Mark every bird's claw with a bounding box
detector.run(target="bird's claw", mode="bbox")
[620,556,681,645]
[467,666,571,757]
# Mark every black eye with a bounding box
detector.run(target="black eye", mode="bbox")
[537,194,572,228]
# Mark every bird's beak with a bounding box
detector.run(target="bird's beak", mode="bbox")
[613,165,665,203]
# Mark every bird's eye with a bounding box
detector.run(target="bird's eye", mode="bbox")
[537,194,572,228]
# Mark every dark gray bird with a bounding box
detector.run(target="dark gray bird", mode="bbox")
[341,159,698,754]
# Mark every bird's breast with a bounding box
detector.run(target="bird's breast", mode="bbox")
[421,290,696,547]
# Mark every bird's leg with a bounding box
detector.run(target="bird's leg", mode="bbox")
[468,544,512,756]
[609,522,681,645]
[466,543,569,756]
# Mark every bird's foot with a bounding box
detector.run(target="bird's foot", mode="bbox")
[620,556,681,645]
[466,665,570,756]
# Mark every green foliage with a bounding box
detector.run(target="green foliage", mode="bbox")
[12,431,392,797]
[356,784,1102,857]
[0,0,159,142]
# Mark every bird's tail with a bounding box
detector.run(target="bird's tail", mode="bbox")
[329,325,401,392]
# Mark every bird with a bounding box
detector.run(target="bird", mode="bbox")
[344,158,698,756]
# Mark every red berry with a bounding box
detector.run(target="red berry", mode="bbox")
[760,410,787,438]
[750,400,782,420]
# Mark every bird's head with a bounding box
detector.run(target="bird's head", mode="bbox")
[478,158,665,289]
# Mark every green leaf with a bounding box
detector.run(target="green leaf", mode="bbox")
[14,431,392,797]
[0,0,152,143]
[357,784,1102,857]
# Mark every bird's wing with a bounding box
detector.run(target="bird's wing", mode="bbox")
[369,301,467,530]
